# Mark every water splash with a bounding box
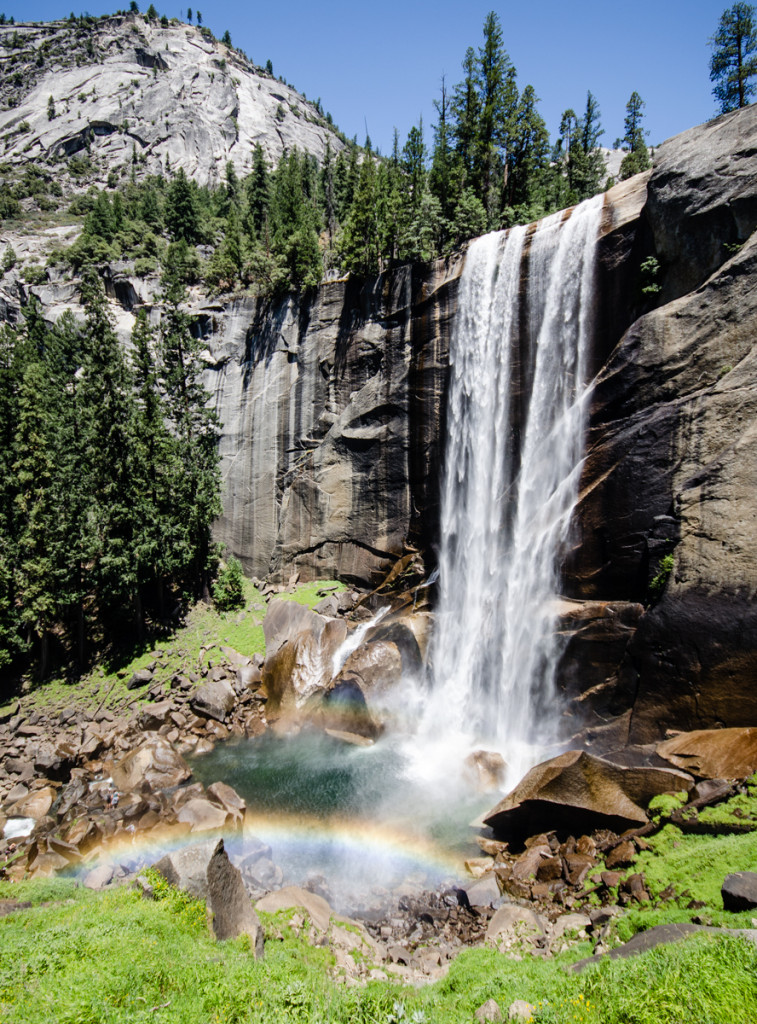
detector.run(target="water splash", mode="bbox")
[331,606,390,679]
[421,195,603,786]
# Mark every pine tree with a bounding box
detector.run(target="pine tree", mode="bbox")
[0,323,24,673]
[505,84,550,214]
[77,270,141,634]
[568,92,606,200]
[451,47,480,184]
[429,76,459,239]
[12,360,60,675]
[159,288,220,596]
[475,11,518,223]
[709,3,757,112]
[619,91,651,179]
[402,118,427,212]
[340,152,380,275]
[129,309,180,624]
[244,144,271,245]
[319,139,336,244]
[165,168,201,243]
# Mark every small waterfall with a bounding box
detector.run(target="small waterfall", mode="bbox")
[421,195,603,785]
[331,606,390,679]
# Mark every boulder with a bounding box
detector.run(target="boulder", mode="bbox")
[151,839,219,900]
[6,786,56,820]
[337,640,403,694]
[572,923,757,972]
[106,736,191,793]
[33,750,71,782]
[206,781,246,823]
[314,595,339,617]
[656,728,757,780]
[508,1002,536,1022]
[255,885,333,934]
[474,999,502,1022]
[83,865,115,890]
[207,839,265,958]
[138,700,175,732]
[220,646,252,669]
[263,599,328,660]
[486,905,546,944]
[262,615,349,729]
[483,749,693,844]
[190,678,236,723]
[722,872,757,912]
[464,750,507,792]
[317,676,381,739]
[127,668,153,690]
[176,798,229,833]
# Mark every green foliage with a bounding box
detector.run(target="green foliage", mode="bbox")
[619,91,651,179]
[3,874,756,1024]
[649,552,674,600]
[1,245,16,272]
[142,867,208,930]
[213,555,245,611]
[640,254,662,296]
[0,269,222,679]
[710,3,757,112]
[648,790,689,817]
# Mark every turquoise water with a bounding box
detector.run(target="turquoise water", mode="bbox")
[188,730,492,911]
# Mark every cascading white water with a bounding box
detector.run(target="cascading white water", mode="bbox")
[419,194,604,786]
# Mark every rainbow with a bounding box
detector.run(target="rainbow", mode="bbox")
[74,809,472,903]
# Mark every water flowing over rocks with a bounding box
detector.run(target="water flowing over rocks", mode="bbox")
[199,107,757,743]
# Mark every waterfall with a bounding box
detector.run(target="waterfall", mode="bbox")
[421,195,603,786]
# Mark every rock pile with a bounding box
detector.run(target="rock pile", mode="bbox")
[0,644,266,878]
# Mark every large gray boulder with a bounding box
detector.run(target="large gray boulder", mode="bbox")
[722,872,757,912]
[207,840,265,958]
[152,839,219,900]
[190,678,236,723]
[106,736,191,792]
[656,728,757,780]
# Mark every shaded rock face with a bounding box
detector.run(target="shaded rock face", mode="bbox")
[565,104,757,742]
[482,749,693,846]
[0,15,342,187]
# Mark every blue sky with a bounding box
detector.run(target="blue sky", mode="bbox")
[6,0,733,155]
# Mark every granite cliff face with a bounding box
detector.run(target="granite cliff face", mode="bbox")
[0,14,341,187]
[561,105,757,744]
[205,107,757,742]
[206,261,459,583]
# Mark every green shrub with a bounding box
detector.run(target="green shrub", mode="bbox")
[640,255,662,297]
[2,243,16,272]
[23,262,47,285]
[213,556,245,611]
[649,552,674,601]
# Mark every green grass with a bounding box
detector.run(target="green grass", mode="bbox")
[1,879,755,1024]
[5,578,345,722]
[275,578,346,609]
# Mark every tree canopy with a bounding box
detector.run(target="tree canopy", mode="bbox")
[710,3,757,112]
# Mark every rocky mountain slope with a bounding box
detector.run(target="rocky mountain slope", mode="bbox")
[0,13,342,187]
